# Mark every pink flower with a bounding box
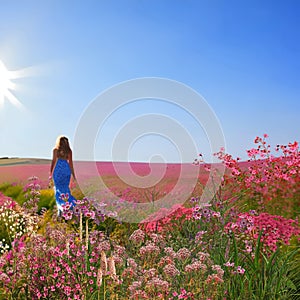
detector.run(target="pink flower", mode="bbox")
[85,210,95,219]
[129,229,145,244]
[224,261,234,267]
[63,210,73,220]
[185,260,207,273]
[176,248,191,260]
[245,245,252,253]
[163,264,180,277]
[60,193,69,201]
[139,243,160,257]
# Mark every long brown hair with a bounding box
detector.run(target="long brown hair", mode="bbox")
[55,136,71,159]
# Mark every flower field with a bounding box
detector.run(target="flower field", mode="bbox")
[0,135,299,299]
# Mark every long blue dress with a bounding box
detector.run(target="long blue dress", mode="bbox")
[53,158,76,214]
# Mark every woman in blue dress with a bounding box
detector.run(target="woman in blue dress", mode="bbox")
[49,136,77,215]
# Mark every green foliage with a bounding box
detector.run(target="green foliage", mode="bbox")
[0,183,56,212]
[38,189,55,211]
[109,222,139,245]
[218,233,300,299]
[0,183,26,205]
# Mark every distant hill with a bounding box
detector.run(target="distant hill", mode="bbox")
[0,157,51,166]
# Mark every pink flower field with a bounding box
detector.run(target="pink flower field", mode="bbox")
[0,135,299,299]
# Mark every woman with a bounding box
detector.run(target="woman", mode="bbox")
[49,136,77,215]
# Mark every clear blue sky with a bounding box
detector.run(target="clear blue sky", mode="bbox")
[0,0,299,163]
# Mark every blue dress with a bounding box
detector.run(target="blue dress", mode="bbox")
[53,158,76,214]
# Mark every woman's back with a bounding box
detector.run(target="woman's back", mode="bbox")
[56,147,70,160]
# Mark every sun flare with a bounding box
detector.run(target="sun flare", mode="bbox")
[0,59,24,109]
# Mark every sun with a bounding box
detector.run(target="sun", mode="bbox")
[0,59,24,109]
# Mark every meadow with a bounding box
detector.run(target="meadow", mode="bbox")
[0,135,299,299]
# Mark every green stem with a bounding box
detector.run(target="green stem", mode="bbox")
[104,278,106,300]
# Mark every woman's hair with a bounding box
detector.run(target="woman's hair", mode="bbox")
[55,136,71,158]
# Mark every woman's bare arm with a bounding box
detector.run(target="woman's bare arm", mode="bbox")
[68,150,76,180]
[49,148,58,178]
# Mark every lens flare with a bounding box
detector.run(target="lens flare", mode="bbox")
[0,59,24,109]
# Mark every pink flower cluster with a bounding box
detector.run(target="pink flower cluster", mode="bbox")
[192,204,221,221]
[215,135,300,208]
[184,260,207,273]
[62,197,117,225]
[129,229,145,244]
[139,242,160,257]
[224,261,245,275]
[226,211,300,251]
[170,288,194,299]
[1,226,118,299]
[0,192,15,209]
[163,264,180,277]
[140,204,193,233]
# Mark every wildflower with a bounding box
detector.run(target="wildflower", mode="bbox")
[177,288,193,299]
[236,266,245,274]
[212,264,224,277]
[202,208,211,217]
[224,261,234,267]
[190,196,199,203]
[176,247,191,260]
[85,210,95,219]
[107,211,118,218]
[89,235,97,244]
[98,240,111,252]
[150,233,165,245]
[197,251,211,262]
[139,243,160,257]
[62,202,71,211]
[206,273,224,284]
[146,276,169,292]
[245,244,252,253]
[131,289,148,298]
[122,267,137,278]
[129,229,145,244]
[96,268,103,286]
[143,268,157,279]
[100,251,108,274]
[185,260,207,273]
[164,247,176,259]
[0,272,10,283]
[63,210,73,220]
[158,256,174,267]
[193,210,202,220]
[195,230,206,241]
[113,245,126,256]
[60,193,69,202]
[129,281,142,293]
[108,256,117,278]
[163,263,180,277]
[127,258,138,269]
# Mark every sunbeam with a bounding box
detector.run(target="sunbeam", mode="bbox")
[0,59,24,109]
